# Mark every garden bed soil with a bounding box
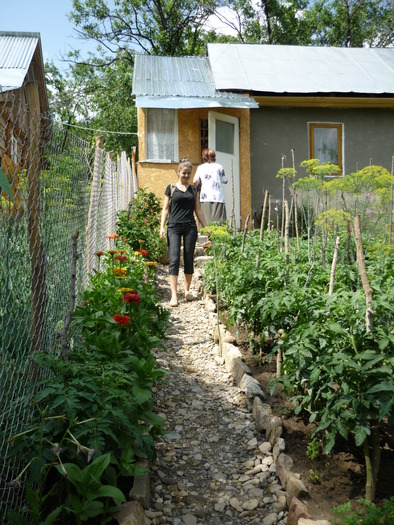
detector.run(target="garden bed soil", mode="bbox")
[223,319,394,521]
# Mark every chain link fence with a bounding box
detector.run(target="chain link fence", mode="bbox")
[0,90,136,520]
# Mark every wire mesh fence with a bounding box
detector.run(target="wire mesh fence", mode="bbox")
[0,90,136,520]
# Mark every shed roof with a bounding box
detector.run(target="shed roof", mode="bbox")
[207,43,394,95]
[0,31,42,91]
[133,54,258,109]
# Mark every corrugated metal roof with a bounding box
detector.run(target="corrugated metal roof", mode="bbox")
[0,32,40,91]
[207,43,394,95]
[133,54,258,108]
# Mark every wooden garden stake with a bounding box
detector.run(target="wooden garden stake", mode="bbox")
[276,200,280,254]
[354,214,379,502]
[284,198,290,281]
[230,159,236,237]
[256,190,269,267]
[389,155,393,245]
[291,148,300,249]
[354,215,374,332]
[260,190,269,242]
[241,214,250,253]
[281,154,285,239]
[328,236,340,295]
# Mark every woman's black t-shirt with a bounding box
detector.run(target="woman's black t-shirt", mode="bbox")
[165,184,196,226]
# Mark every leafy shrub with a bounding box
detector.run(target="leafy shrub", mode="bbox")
[116,188,167,261]
[332,497,394,525]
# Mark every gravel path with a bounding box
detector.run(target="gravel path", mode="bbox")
[145,265,288,525]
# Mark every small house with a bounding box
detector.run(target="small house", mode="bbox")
[133,44,394,227]
[0,31,49,213]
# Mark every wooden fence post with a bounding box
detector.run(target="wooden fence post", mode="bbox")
[26,81,47,382]
[86,137,104,275]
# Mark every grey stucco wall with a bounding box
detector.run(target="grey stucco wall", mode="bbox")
[250,106,394,214]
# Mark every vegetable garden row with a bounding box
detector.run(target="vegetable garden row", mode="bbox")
[202,161,394,511]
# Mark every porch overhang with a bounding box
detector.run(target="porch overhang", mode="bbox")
[135,95,258,109]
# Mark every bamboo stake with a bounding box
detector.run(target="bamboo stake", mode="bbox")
[328,236,341,296]
[241,214,250,253]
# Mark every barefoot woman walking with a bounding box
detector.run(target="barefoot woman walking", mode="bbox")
[160,159,207,307]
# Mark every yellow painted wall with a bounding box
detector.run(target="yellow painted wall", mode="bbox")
[136,107,252,226]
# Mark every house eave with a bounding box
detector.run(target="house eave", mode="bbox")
[252,94,394,109]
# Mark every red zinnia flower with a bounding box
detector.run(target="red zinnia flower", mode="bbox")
[137,249,149,257]
[114,255,128,262]
[113,314,130,326]
[123,292,141,304]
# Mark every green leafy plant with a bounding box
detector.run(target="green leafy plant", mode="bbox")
[306,437,321,484]
[116,188,167,261]
[201,190,394,502]
[332,497,394,525]
[56,453,126,524]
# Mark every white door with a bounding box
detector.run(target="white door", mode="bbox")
[208,112,240,228]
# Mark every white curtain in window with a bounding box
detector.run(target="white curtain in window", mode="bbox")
[314,128,338,165]
[146,108,177,161]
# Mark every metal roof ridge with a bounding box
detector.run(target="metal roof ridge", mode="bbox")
[0,31,40,38]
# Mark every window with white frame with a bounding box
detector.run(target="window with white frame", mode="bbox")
[308,123,343,174]
[146,108,178,161]
[10,134,18,164]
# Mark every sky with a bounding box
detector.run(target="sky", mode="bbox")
[0,0,239,72]
[1,0,96,70]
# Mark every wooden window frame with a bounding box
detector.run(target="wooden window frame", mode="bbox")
[308,122,343,175]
